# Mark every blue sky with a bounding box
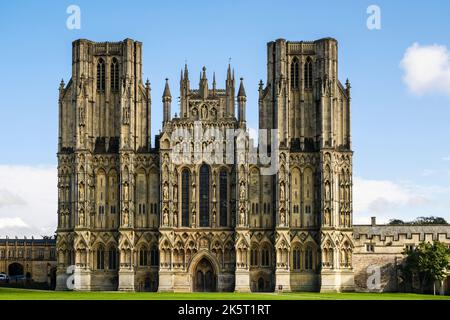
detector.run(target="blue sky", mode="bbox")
[0,1,449,236]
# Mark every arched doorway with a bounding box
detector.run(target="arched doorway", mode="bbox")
[8,263,24,277]
[258,277,265,292]
[193,258,216,292]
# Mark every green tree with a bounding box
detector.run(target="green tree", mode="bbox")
[412,216,448,225]
[403,241,450,294]
[388,219,405,225]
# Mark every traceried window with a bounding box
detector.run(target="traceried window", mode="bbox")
[261,246,270,267]
[293,247,301,270]
[150,247,159,266]
[199,164,210,227]
[181,169,190,227]
[97,58,105,92]
[290,57,299,89]
[305,247,314,270]
[139,248,148,266]
[96,247,105,270]
[108,248,117,270]
[110,58,119,91]
[219,169,228,227]
[250,248,258,266]
[304,57,313,90]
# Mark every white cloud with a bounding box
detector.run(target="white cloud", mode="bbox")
[421,169,436,177]
[353,176,450,224]
[0,217,29,229]
[400,42,450,96]
[0,165,57,238]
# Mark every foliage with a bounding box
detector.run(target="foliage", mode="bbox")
[403,241,450,293]
[388,216,448,225]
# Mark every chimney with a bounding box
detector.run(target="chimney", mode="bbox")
[371,217,376,226]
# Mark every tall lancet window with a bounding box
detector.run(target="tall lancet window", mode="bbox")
[290,57,299,89]
[181,169,190,227]
[304,57,313,90]
[97,58,105,92]
[111,58,119,91]
[199,164,210,227]
[219,169,228,227]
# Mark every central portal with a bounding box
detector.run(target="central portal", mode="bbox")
[193,258,216,292]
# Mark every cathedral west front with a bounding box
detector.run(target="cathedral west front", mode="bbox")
[55,37,355,292]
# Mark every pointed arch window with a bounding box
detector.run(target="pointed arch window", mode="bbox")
[290,57,299,89]
[111,58,119,91]
[293,247,301,270]
[304,57,313,90]
[108,248,117,270]
[97,58,105,92]
[219,169,228,227]
[199,164,210,227]
[181,169,190,227]
[96,246,105,270]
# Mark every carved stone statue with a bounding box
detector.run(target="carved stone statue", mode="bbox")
[123,211,129,227]
[163,210,169,226]
[173,212,178,227]
[280,210,286,225]
[79,183,85,201]
[163,184,169,201]
[192,208,196,227]
[280,183,285,200]
[239,208,245,226]
[79,211,85,226]
[173,184,178,201]
[192,183,196,201]
[240,183,246,200]
[124,183,129,201]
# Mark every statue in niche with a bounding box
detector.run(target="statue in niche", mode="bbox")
[192,183,196,201]
[123,211,129,227]
[173,212,178,227]
[173,184,178,201]
[79,105,85,126]
[79,183,85,201]
[280,183,285,200]
[79,211,85,226]
[123,107,130,125]
[192,208,196,227]
[163,210,169,226]
[124,183,129,201]
[212,184,216,201]
[212,210,216,226]
[201,106,207,119]
[280,210,286,225]
[163,184,169,201]
[325,182,330,201]
[239,208,245,226]
[240,183,246,200]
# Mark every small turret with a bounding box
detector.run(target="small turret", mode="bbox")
[199,66,208,99]
[237,78,246,125]
[162,78,172,125]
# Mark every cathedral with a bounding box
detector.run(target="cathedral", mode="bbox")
[55,38,354,292]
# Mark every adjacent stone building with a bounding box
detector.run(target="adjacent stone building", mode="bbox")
[0,237,57,287]
[353,217,450,294]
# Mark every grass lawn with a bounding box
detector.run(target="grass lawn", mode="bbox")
[0,287,449,300]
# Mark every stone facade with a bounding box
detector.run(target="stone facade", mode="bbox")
[353,218,450,294]
[55,38,355,292]
[0,237,57,286]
